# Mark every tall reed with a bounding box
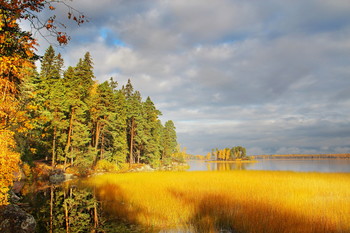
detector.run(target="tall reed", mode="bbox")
[87,170,350,233]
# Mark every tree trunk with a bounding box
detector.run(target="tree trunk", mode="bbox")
[94,121,101,151]
[100,134,104,160]
[129,117,135,167]
[65,108,74,168]
[93,122,102,166]
[64,189,69,233]
[52,125,56,167]
[50,185,53,233]
[93,189,99,229]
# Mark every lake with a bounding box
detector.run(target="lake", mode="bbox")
[20,159,350,232]
[187,159,350,173]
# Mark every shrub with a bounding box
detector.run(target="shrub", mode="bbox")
[95,160,119,172]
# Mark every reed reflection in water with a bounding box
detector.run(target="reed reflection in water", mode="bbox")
[21,182,143,233]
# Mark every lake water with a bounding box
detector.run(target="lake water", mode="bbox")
[187,159,350,173]
[20,159,350,232]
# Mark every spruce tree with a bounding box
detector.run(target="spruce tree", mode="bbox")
[63,63,91,168]
[109,89,128,164]
[122,79,139,165]
[31,46,67,164]
[142,97,162,166]
[162,120,177,164]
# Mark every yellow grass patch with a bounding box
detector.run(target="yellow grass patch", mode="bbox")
[86,171,350,233]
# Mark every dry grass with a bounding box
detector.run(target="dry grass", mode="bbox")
[86,171,350,233]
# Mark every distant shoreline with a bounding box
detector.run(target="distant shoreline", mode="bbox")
[252,153,350,159]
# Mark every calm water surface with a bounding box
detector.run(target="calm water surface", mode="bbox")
[188,159,350,172]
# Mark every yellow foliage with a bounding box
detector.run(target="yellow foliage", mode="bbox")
[0,130,20,205]
[0,11,37,205]
[32,162,51,180]
[0,9,36,126]
[95,160,119,172]
[87,171,350,233]
[21,163,32,178]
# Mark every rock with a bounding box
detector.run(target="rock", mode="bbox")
[49,173,65,183]
[9,191,21,203]
[64,173,77,180]
[13,167,27,182]
[143,165,154,171]
[12,180,25,194]
[0,205,36,233]
[49,169,66,183]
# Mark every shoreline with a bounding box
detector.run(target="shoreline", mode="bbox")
[205,160,258,164]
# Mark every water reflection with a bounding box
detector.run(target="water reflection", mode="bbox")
[20,182,142,233]
[252,159,350,172]
[206,162,254,171]
[188,159,350,172]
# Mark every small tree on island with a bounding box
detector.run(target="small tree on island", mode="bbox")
[212,146,248,161]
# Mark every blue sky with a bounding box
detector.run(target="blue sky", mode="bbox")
[36,0,350,155]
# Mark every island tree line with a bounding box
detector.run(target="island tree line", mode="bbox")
[205,146,248,160]
[15,46,179,171]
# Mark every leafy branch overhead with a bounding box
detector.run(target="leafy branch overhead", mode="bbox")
[0,0,88,45]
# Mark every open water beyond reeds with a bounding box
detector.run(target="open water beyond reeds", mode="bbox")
[188,158,350,172]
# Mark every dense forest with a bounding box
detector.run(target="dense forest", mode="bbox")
[17,46,179,169]
[0,1,179,204]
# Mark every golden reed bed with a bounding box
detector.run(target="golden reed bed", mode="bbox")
[86,170,350,233]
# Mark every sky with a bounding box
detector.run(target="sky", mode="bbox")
[33,0,350,155]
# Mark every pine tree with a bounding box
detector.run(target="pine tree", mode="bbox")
[142,97,162,166]
[109,88,128,165]
[36,46,67,164]
[122,80,142,165]
[161,120,177,164]
[63,63,91,168]
[89,79,121,165]
[128,91,143,164]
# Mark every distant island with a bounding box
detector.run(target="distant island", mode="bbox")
[189,146,254,162]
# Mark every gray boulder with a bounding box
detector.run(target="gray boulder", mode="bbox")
[0,205,36,233]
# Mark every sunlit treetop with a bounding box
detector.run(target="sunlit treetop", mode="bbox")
[0,0,88,45]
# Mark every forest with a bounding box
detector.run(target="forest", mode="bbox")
[19,45,179,169]
[0,2,179,205]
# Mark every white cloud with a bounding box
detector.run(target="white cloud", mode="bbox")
[36,0,350,155]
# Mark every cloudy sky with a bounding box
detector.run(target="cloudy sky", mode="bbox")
[35,0,350,155]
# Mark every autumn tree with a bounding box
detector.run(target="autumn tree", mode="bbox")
[0,7,36,205]
[206,152,211,160]
[231,146,247,159]
[0,0,87,45]
[1,0,87,204]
